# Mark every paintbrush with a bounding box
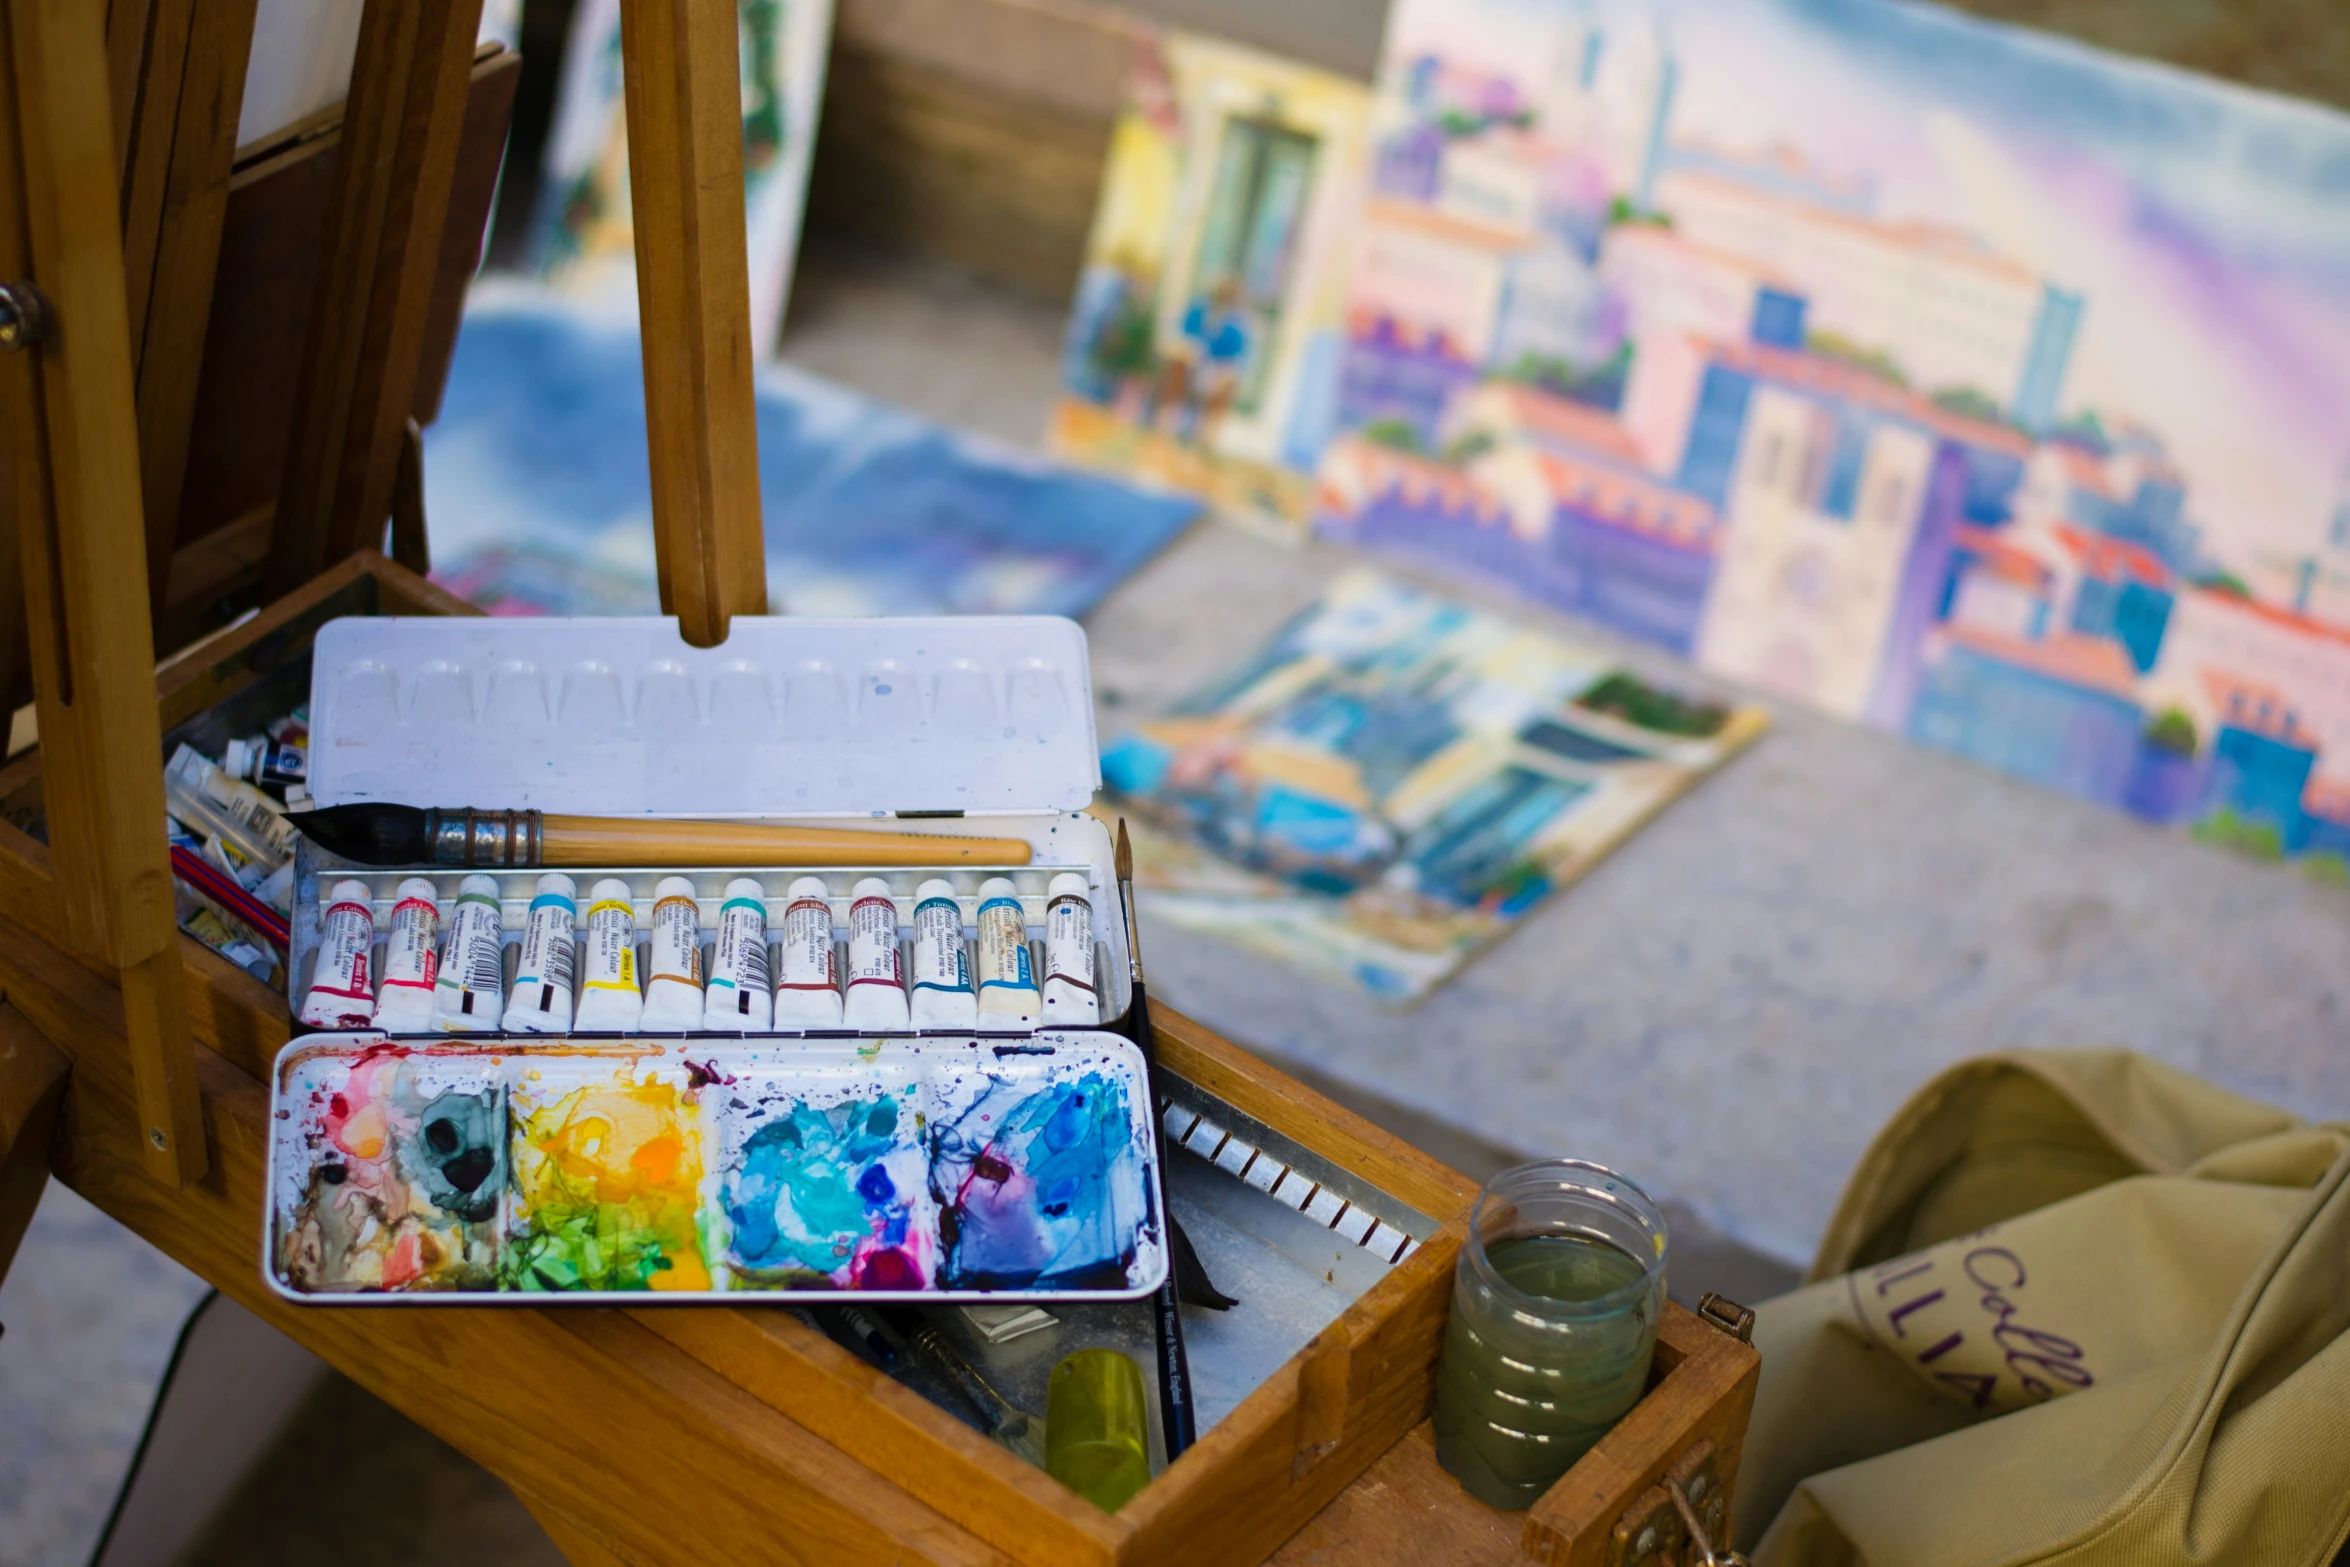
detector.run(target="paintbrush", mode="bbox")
[1117,817,1210,1463]
[885,1311,1047,1468]
[292,803,1034,869]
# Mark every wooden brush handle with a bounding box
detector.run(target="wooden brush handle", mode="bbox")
[539,815,1033,867]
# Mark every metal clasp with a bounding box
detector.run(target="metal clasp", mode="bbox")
[1605,1441,1746,1567]
[1697,1291,1755,1344]
[0,279,53,349]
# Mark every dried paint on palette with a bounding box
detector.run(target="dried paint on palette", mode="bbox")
[504,1063,713,1293]
[931,1065,1156,1291]
[715,1071,936,1290]
[275,1044,505,1292]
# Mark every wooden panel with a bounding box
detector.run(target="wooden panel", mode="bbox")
[112,0,193,349]
[0,0,204,1184]
[262,0,484,600]
[0,1001,68,1287]
[1520,1303,1762,1567]
[1268,1424,1520,1566]
[808,0,1141,303]
[616,0,767,647]
[128,0,259,619]
[169,48,516,622]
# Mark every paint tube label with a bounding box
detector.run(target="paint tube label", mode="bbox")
[431,890,506,1033]
[843,893,909,1029]
[909,894,976,1028]
[773,895,843,1026]
[370,892,442,1031]
[975,896,1039,1020]
[639,891,706,1029]
[574,895,643,1030]
[297,895,375,1029]
[1041,892,1100,1025]
[507,890,579,1034]
[703,897,772,1031]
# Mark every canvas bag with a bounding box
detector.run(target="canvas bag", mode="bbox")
[1731,1049,2350,1567]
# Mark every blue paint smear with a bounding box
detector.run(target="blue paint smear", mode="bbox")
[932,1072,1152,1291]
[722,1093,929,1288]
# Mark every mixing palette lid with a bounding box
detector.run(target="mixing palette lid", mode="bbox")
[306,615,1102,816]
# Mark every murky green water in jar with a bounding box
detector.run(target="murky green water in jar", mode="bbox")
[1432,1233,1659,1510]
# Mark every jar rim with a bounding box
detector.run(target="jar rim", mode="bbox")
[1462,1158,1668,1318]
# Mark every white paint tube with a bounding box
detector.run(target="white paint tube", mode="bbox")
[772,876,842,1027]
[297,878,376,1029]
[703,878,772,1032]
[640,876,705,1030]
[975,876,1039,1025]
[908,878,976,1029]
[1040,873,1100,1027]
[369,877,443,1031]
[431,874,507,1033]
[506,873,580,1034]
[843,877,909,1030]
[573,878,643,1031]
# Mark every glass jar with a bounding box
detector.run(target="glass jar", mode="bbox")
[1432,1159,1668,1510]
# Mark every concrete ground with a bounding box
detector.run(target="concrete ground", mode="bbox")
[6,230,2345,1563]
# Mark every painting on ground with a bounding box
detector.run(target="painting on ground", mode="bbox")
[424,282,1201,619]
[1050,31,1370,539]
[1101,571,1766,1002]
[1317,0,2350,876]
[533,0,834,353]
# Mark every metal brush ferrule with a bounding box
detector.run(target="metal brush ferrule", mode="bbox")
[426,807,543,867]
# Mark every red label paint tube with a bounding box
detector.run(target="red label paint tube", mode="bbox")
[297,879,376,1030]
[1041,873,1100,1026]
[431,874,507,1033]
[844,877,909,1031]
[370,877,443,1031]
[507,872,579,1034]
[641,876,706,1031]
[703,877,772,1032]
[574,878,643,1031]
[909,878,976,1029]
[773,876,843,1028]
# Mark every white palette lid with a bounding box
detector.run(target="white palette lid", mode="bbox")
[307,616,1101,816]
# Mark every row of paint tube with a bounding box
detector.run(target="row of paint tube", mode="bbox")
[298,871,1102,1036]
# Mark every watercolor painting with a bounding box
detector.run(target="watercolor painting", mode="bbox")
[716,1058,936,1291]
[267,1038,1167,1300]
[274,1045,505,1293]
[534,0,835,353]
[1102,571,1766,1001]
[506,1059,714,1293]
[931,1064,1155,1291]
[1050,30,1370,538]
[424,283,1201,619]
[1314,0,2350,876]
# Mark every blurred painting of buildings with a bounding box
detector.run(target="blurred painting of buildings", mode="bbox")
[1051,32,1371,538]
[1317,0,2350,875]
[1102,571,1766,1001]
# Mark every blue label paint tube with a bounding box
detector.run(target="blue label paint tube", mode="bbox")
[297,879,376,1030]
[773,876,843,1027]
[370,877,443,1031]
[975,876,1039,1025]
[640,876,705,1031]
[909,877,976,1029]
[703,877,773,1032]
[1040,873,1100,1026]
[507,872,579,1034]
[844,877,910,1030]
[431,874,506,1033]
[573,878,643,1031]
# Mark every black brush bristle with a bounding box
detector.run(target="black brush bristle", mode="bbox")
[292,802,432,866]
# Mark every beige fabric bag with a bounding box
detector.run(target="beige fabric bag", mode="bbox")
[1735,1050,2350,1567]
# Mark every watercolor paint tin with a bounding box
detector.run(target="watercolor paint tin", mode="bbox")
[266,1031,1170,1304]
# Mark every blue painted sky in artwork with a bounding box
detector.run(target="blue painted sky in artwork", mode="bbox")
[424,283,1200,619]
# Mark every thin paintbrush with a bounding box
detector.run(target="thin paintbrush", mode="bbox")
[883,1310,1047,1467]
[1118,817,1204,1463]
[293,803,1034,869]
